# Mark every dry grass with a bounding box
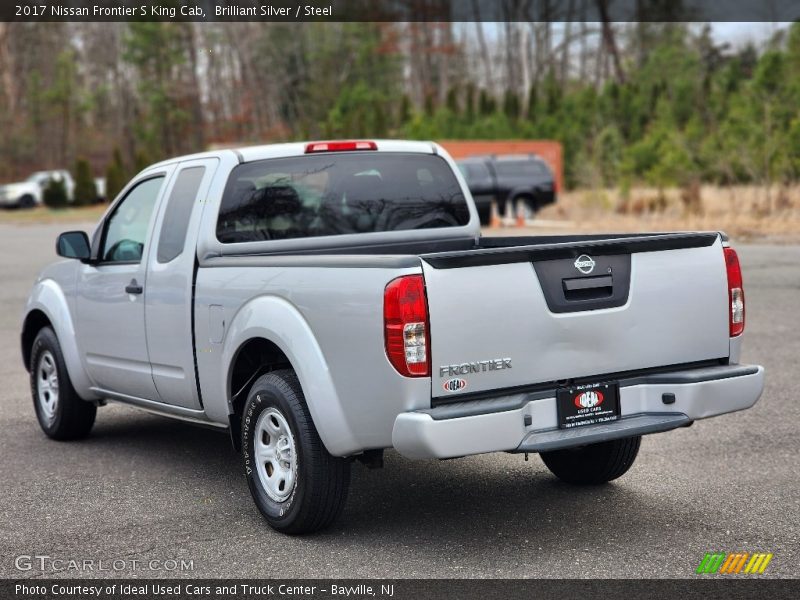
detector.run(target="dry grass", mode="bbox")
[0,204,106,225]
[532,184,800,243]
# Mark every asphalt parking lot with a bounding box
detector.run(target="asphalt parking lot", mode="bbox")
[0,222,797,579]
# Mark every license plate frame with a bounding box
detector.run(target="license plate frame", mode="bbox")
[556,382,621,430]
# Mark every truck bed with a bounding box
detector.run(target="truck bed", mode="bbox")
[200,231,729,403]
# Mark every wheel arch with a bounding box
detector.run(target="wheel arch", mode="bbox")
[22,280,99,400]
[510,189,537,210]
[220,295,356,457]
[226,337,292,451]
[21,309,52,371]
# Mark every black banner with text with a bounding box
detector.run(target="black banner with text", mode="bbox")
[4,579,800,600]
[2,0,800,23]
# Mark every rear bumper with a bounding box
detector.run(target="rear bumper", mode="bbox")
[392,364,765,459]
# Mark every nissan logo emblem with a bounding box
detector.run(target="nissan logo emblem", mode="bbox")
[574,254,596,274]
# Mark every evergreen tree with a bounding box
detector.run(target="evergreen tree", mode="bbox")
[398,95,412,125]
[423,93,435,117]
[465,83,476,120]
[542,71,561,116]
[134,150,151,173]
[105,148,126,203]
[43,177,68,209]
[478,89,495,116]
[446,86,460,115]
[502,90,520,120]
[72,158,97,206]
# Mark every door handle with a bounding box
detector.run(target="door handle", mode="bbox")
[125,279,143,295]
[562,275,613,301]
[562,275,613,292]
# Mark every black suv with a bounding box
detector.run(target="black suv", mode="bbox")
[456,155,556,224]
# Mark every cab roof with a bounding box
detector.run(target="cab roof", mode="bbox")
[147,140,440,170]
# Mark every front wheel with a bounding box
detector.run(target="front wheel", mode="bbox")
[540,436,641,485]
[19,194,36,209]
[241,370,350,534]
[30,327,96,440]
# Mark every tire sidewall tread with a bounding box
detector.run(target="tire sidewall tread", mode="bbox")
[540,436,642,485]
[241,370,350,535]
[30,327,96,440]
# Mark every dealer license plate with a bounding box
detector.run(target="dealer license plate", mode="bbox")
[556,382,620,429]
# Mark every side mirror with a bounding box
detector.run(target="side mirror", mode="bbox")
[56,231,91,261]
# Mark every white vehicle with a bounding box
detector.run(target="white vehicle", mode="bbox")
[94,177,106,202]
[21,140,764,534]
[0,170,75,208]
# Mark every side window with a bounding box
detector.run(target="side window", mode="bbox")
[101,177,164,263]
[157,167,206,263]
[472,162,490,179]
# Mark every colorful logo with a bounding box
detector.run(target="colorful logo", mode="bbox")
[696,552,773,575]
[574,390,603,409]
[442,378,467,392]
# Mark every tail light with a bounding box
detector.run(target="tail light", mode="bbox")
[384,275,430,377]
[724,247,745,337]
[305,141,377,153]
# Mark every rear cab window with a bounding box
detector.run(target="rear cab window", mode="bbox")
[216,153,470,243]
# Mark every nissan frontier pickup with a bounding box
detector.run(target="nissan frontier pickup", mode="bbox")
[21,140,764,534]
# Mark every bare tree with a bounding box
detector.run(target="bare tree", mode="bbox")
[596,0,626,83]
[560,0,576,87]
[470,0,493,88]
[0,23,17,114]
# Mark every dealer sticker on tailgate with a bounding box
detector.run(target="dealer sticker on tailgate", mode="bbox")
[556,382,620,429]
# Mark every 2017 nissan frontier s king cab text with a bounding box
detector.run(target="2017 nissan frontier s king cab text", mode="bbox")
[21,140,765,534]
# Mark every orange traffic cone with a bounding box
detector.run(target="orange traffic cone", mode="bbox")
[515,198,526,228]
[489,200,501,229]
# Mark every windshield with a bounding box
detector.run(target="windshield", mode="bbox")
[26,172,58,185]
[217,153,470,243]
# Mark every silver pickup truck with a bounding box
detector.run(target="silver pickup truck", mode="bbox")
[21,140,764,534]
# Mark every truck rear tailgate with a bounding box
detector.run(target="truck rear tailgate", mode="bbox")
[421,233,730,400]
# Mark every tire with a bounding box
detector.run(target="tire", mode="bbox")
[19,194,36,209]
[30,327,96,440]
[512,194,536,217]
[477,204,491,226]
[540,436,641,485]
[241,370,350,535]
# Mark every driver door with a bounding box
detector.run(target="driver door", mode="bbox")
[76,171,171,400]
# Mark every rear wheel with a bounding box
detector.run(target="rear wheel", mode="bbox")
[540,436,641,485]
[477,204,491,225]
[30,327,96,440]
[512,194,536,219]
[241,370,350,534]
